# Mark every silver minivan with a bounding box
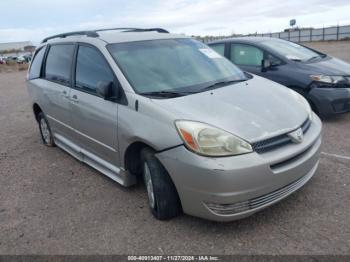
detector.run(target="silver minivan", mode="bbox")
[27,28,322,222]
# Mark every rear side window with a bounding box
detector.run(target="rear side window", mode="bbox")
[28,46,46,80]
[230,44,264,66]
[75,45,114,93]
[45,44,75,85]
[210,44,225,56]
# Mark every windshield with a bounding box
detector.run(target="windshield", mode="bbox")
[261,39,321,62]
[108,39,247,94]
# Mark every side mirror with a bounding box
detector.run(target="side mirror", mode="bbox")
[261,59,272,72]
[96,81,118,100]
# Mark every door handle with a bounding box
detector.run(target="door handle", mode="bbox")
[70,94,79,103]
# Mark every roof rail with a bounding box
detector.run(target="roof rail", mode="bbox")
[41,27,170,43]
[95,28,169,33]
[95,27,140,33]
[41,30,99,43]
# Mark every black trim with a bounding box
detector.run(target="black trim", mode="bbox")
[96,27,169,34]
[71,43,79,89]
[156,144,183,154]
[225,42,231,58]
[252,118,312,154]
[41,31,99,43]
[41,44,50,78]
[41,28,169,43]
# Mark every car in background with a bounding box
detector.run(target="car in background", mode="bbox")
[16,56,26,64]
[208,37,350,118]
[23,55,32,63]
[0,57,5,64]
[6,56,17,64]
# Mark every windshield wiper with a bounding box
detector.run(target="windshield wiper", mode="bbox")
[140,79,247,97]
[307,54,326,62]
[199,79,247,92]
[140,90,191,98]
[290,58,302,62]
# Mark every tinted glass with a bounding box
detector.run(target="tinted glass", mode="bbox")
[108,39,246,94]
[261,39,320,62]
[210,44,225,56]
[45,44,75,85]
[230,44,264,66]
[267,53,282,66]
[28,46,46,79]
[75,46,114,93]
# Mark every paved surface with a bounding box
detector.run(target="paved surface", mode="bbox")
[304,41,350,62]
[1,69,350,255]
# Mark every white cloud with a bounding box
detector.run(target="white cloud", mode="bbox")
[1,0,350,42]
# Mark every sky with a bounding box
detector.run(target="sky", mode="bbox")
[1,0,350,43]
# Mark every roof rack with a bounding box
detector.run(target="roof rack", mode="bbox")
[95,28,169,33]
[41,31,99,43]
[41,28,169,43]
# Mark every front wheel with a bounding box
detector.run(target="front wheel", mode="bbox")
[141,148,182,220]
[38,112,55,147]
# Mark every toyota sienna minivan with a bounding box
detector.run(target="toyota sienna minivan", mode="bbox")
[209,37,350,118]
[27,28,322,221]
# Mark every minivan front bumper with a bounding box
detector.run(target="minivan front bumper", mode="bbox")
[156,115,322,222]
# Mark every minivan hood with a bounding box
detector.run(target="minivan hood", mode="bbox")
[297,56,350,75]
[152,75,309,143]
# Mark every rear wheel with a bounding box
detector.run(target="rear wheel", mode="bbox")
[141,148,182,220]
[38,112,55,147]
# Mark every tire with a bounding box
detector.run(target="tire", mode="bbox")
[141,148,182,220]
[38,112,55,147]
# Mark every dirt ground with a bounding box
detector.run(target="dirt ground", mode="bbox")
[304,40,350,62]
[0,41,350,255]
[0,63,29,74]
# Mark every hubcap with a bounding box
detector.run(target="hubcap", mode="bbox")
[144,162,155,209]
[40,118,51,144]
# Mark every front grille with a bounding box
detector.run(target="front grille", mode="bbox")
[270,144,313,171]
[205,171,312,215]
[252,118,311,154]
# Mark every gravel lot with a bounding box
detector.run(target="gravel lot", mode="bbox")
[1,42,350,255]
[304,40,350,63]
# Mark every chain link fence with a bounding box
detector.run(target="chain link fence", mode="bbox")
[199,25,350,43]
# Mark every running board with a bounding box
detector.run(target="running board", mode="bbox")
[54,134,136,187]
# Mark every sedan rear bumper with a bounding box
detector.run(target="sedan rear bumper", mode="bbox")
[156,115,322,222]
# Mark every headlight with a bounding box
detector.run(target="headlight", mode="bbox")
[175,121,253,156]
[299,96,313,120]
[310,75,346,85]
